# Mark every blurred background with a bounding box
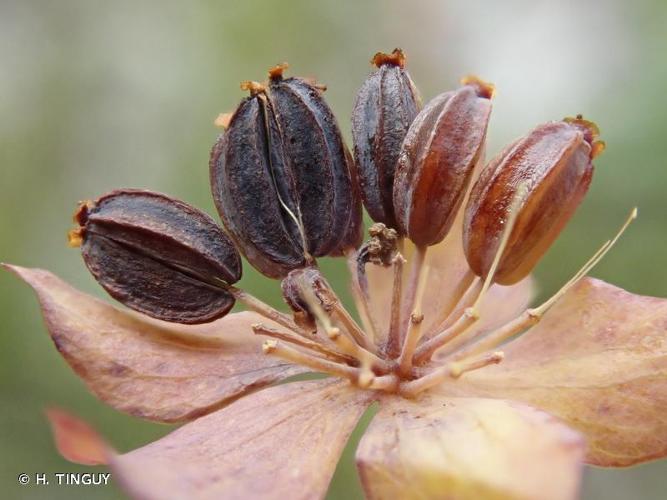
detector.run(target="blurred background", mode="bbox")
[1,0,666,498]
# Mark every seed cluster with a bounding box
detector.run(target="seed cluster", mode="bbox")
[68,50,605,392]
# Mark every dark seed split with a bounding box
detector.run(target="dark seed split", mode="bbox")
[352,49,421,228]
[211,67,359,278]
[463,117,604,285]
[393,76,493,247]
[73,189,241,324]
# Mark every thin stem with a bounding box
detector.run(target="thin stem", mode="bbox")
[330,301,377,353]
[450,310,538,360]
[262,340,359,381]
[252,323,354,365]
[425,268,476,336]
[450,207,638,361]
[392,245,427,357]
[402,245,428,320]
[327,327,391,373]
[400,351,504,397]
[368,373,400,392]
[413,307,479,364]
[385,252,406,357]
[453,207,637,359]
[420,279,484,358]
[470,183,528,316]
[356,350,375,389]
[227,285,304,334]
[299,279,376,353]
[397,264,429,376]
[411,185,527,365]
[345,248,380,343]
[447,351,504,378]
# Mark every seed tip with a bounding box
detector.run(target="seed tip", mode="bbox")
[268,63,289,81]
[67,228,84,248]
[371,48,406,69]
[72,200,94,226]
[563,115,604,158]
[460,75,495,99]
[240,80,266,96]
[214,112,233,130]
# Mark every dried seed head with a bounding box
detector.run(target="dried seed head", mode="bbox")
[73,189,242,324]
[463,117,603,285]
[211,66,359,278]
[393,76,493,247]
[352,48,421,228]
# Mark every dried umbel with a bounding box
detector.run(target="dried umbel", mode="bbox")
[352,49,421,228]
[393,76,494,247]
[12,48,666,500]
[464,116,605,285]
[210,65,359,278]
[69,189,241,323]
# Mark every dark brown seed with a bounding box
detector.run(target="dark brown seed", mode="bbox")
[352,49,421,228]
[210,96,306,278]
[211,66,359,278]
[330,147,364,255]
[393,76,494,247]
[71,189,242,324]
[463,116,605,285]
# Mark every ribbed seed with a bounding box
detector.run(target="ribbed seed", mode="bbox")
[463,116,605,285]
[352,49,421,228]
[71,189,241,324]
[393,76,493,247]
[211,67,359,278]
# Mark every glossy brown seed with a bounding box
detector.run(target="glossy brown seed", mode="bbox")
[70,189,242,324]
[211,66,359,278]
[393,76,494,247]
[351,49,421,228]
[463,116,605,285]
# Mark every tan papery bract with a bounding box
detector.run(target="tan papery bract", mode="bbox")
[6,265,305,423]
[356,394,584,500]
[449,277,667,466]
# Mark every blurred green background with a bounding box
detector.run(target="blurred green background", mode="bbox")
[1,0,666,498]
